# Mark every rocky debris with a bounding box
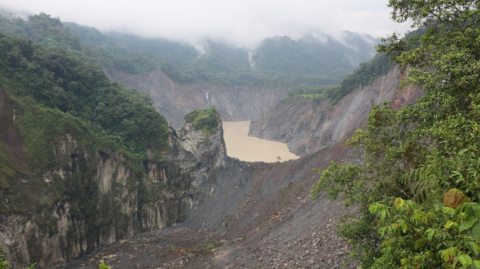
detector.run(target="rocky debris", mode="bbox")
[64,143,360,269]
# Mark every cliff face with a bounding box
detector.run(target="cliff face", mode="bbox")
[104,68,288,127]
[249,66,424,156]
[0,88,235,269]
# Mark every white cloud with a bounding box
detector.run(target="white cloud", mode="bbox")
[0,0,409,48]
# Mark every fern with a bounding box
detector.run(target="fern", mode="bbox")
[398,167,437,203]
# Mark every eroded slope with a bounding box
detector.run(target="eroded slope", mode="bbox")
[249,66,423,155]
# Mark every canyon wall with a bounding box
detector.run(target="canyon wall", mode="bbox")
[0,87,249,269]
[104,68,288,128]
[249,66,424,156]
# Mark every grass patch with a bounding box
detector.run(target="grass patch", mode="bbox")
[201,241,223,252]
[297,94,326,99]
[184,106,221,136]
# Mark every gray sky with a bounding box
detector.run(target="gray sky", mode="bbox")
[1,0,409,48]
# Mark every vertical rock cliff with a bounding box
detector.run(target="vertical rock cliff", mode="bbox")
[0,92,240,269]
[249,66,424,156]
[104,68,288,127]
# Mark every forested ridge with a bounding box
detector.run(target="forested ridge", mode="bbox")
[311,1,480,268]
[0,31,188,269]
[0,12,381,90]
[0,31,170,192]
[0,13,184,82]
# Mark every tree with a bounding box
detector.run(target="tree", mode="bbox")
[311,1,480,268]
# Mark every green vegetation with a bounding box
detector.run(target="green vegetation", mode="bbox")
[311,1,480,268]
[325,53,392,105]
[184,106,221,136]
[99,262,110,269]
[0,30,180,262]
[0,32,170,217]
[0,12,392,103]
[297,94,325,99]
[186,34,377,88]
[0,32,168,160]
[0,13,81,50]
[0,13,182,80]
[287,53,391,104]
[252,36,358,85]
[201,241,223,253]
[288,84,335,98]
[0,13,382,90]
[0,249,8,269]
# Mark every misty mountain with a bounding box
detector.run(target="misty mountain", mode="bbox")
[65,20,379,87]
[0,12,379,88]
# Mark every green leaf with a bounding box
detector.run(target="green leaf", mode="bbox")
[445,220,455,229]
[458,254,473,266]
[379,210,387,220]
[473,260,480,268]
[458,148,469,155]
[473,242,480,254]
[379,227,387,236]
[442,248,457,263]
[472,222,480,239]
[425,228,435,241]
[369,203,378,213]
[460,218,478,232]
[472,204,480,217]
[465,204,475,219]
[394,197,405,208]
[414,239,425,250]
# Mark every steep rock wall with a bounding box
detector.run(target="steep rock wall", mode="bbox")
[104,68,288,128]
[0,88,239,269]
[249,66,423,156]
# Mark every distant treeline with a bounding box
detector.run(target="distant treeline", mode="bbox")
[0,12,391,104]
[0,13,183,81]
[288,53,392,104]
[0,31,169,170]
[0,13,380,88]
[325,53,392,104]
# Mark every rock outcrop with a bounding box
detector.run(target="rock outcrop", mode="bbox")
[104,68,288,128]
[249,66,424,156]
[0,90,243,269]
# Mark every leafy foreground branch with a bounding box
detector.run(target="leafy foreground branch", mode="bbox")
[311,1,480,268]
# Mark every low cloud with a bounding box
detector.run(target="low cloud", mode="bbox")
[0,0,410,49]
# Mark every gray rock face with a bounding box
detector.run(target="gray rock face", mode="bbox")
[0,95,244,269]
[1,138,188,268]
[104,68,288,128]
[166,122,255,231]
[249,66,424,156]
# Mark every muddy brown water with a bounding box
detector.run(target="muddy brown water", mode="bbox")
[223,121,299,163]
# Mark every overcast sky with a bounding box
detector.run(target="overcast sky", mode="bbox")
[0,0,410,48]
